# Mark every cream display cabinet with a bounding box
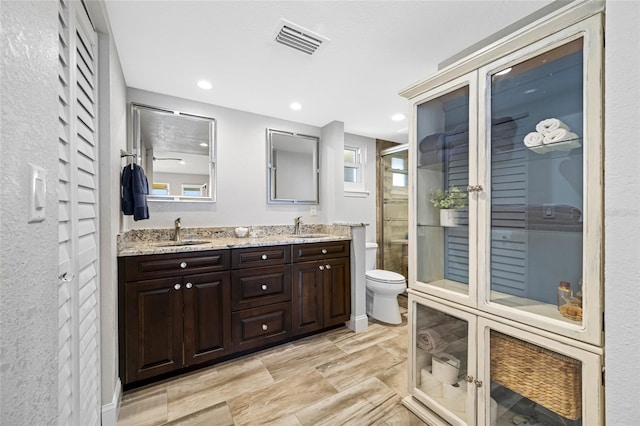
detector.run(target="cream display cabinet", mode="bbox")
[401,3,604,425]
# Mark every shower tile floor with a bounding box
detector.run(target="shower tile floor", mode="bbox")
[117,304,425,425]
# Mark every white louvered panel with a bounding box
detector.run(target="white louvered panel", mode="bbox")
[58,0,100,424]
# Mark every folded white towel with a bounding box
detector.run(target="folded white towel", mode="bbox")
[523,132,544,147]
[536,118,570,134]
[543,128,579,144]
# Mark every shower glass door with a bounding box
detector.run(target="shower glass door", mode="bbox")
[381,145,408,278]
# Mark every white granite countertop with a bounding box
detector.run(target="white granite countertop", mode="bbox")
[118,226,352,257]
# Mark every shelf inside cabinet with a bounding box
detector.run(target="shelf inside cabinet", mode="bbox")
[489,289,582,326]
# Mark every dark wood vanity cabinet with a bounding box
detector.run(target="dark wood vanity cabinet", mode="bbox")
[292,241,351,336]
[119,251,231,384]
[120,241,350,387]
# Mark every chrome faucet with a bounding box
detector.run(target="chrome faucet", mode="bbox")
[294,216,302,235]
[174,217,182,241]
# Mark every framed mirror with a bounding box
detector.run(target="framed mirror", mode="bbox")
[131,103,216,202]
[267,128,319,204]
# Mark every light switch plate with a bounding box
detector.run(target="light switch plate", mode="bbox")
[28,163,46,223]
[310,205,317,216]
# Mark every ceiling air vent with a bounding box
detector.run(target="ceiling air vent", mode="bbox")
[274,19,329,55]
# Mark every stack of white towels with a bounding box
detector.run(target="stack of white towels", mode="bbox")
[523,118,581,153]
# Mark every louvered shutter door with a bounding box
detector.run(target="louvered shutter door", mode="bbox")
[58,0,101,424]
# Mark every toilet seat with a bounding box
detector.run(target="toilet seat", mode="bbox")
[366,269,405,284]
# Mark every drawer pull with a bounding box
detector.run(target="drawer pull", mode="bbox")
[321,249,327,254]
[261,284,268,291]
[326,264,331,270]
[261,254,268,260]
[185,282,192,289]
[180,262,187,269]
[319,265,325,271]
[174,283,181,290]
[261,324,268,331]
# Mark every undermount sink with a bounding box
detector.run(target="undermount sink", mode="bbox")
[155,240,210,247]
[291,233,330,238]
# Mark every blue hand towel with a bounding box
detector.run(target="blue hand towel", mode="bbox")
[121,164,149,220]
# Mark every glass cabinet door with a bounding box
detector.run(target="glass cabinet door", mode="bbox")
[478,318,603,426]
[413,73,478,305]
[409,293,477,426]
[478,18,603,345]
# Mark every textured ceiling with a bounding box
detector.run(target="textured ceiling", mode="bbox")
[105,1,555,143]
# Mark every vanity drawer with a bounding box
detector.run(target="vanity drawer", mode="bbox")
[123,250,230,282]
[292,241,350,262]
[231,245,291,269]
[231,302,291,352]
[231,265,291,310]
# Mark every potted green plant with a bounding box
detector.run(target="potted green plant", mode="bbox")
[430,186,468,227]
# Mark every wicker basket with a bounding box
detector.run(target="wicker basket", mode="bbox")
[490,330,582,420]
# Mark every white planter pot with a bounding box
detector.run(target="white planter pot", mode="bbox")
[440,209,458,227]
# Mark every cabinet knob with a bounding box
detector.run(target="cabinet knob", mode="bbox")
[319,265,325,271]
[466,184,483,193]
[465,375,474,383]
[321,249,327,254]
[326,264,331,270]
[174,283,181,290]
[261,284,268,291]
[474,379,483,388]
[185,282,192,289]
[261,324,268,331]
[261,254,268,260]
[180,262,187,269]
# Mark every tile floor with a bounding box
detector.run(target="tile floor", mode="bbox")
[117,305,426,425]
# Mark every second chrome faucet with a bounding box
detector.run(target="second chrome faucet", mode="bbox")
[174,217,182,241]
[294,216,302,235]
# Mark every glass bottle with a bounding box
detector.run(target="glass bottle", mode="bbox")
[557,281,572,310]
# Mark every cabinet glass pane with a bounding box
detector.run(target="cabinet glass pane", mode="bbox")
[416,86,470,295]
[489,330,582,425]
[488,39,584,325]
[415,303,469,423]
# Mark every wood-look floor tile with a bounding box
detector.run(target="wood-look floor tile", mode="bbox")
[117,390,167,426]
[163,401,233,426]
[331,322,400,354]
[166,358,274,422]
[377,360,410,398]
[370,400,427,425]
[377,332,408,360]
[227,369,337,425]
[316,345,403,392]
[260,337,346,381]
[295,377,397,426]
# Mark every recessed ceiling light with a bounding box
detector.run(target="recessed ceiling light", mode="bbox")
[199,143,208,147]
[391,113,406,121]
[290,102,302,111]
[179,161,186,165]
[495,67,512,76]
[197,80,212,90]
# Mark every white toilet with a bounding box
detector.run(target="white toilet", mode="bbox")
[365,242,407,324]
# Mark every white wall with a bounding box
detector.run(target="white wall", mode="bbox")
[343,133,377,242]
[604,1,640,423]
[126,88,329,229]
[0,1,59,423]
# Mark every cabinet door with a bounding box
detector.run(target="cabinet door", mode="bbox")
[477,16,603,345]
[408,291,477,426]
[292,261,323,336]
[124,277,184,383]
[322,257,351,327]
[411,72,479,307]
[183,272,231,366]
[478,318,603,426]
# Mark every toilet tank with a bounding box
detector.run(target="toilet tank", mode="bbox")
[366,242,378,271]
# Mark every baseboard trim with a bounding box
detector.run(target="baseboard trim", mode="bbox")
[347,314,369,332]
[101,377,122,426]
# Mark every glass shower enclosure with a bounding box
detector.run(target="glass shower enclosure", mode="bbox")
[380,144,409,279]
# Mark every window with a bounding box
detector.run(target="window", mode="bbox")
[181,184,207,197]
[344,145,366,193]
[151,182,170,195]
[391,156,408,187]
